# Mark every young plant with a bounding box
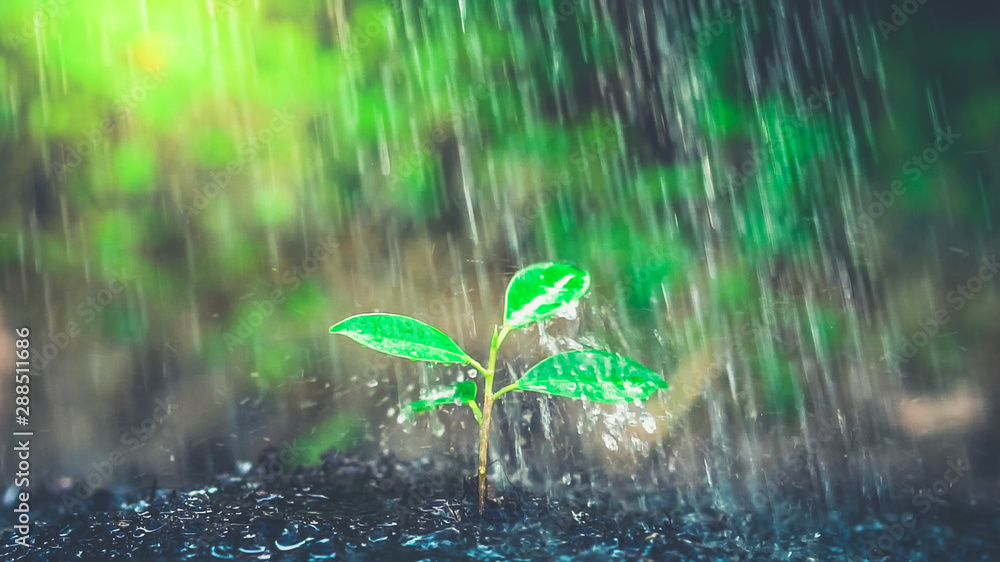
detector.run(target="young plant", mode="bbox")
[329,262,668,513]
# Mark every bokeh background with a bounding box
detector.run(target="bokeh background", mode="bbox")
[0,0,998,520]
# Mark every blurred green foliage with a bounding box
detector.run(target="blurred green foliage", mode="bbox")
[0,0,995,462]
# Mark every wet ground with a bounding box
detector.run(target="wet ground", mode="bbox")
[3,453,999,561]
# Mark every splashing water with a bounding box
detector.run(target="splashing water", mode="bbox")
[2,0,998,558]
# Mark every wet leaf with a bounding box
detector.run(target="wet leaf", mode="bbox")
[517,350,667,403]
[330,313,471,364]
[402,381,478,417]
[503,262,591,330]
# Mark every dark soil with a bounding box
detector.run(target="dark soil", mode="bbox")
[2,452,999,561]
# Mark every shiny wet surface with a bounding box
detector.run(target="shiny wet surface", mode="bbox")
[3,453,999,561]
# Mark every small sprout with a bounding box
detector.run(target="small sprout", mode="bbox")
[329,262,668,514]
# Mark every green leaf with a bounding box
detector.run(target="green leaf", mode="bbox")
[503,262,591,330]
[517,350,667,403]
[330,313,471,364]
[402,381,478,417]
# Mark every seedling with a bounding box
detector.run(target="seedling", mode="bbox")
[330,262,668,513]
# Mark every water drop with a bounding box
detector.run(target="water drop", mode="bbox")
[307,538,337,559]
[641,413,657,434]
[275,522,311,551]
[210,545,236,559]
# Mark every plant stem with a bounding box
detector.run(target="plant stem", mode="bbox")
[466,401,483,424]
[467,356,489,378]
[477,388,494,513]
[488,326,510,371]
[477,326,509,514]
[492,382,519,400]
